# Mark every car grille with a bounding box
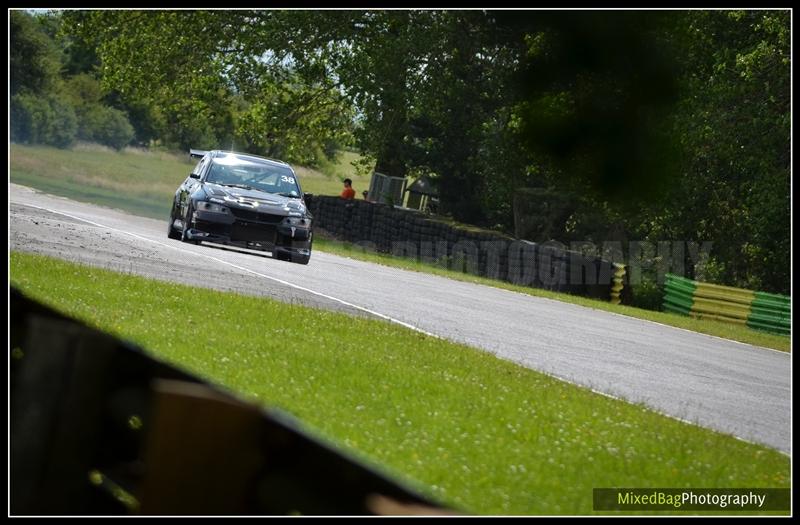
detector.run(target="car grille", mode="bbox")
[194,221,230,236]
[230,207,284,224]
[231,222,277,243]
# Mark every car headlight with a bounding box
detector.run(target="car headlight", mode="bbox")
[196,201,230,214]
[284,201,306,214]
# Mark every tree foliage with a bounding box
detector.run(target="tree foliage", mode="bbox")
[10,10,62,96]
[650,10,790,293]
[61,10,353,163]
[10,10,135,151]
[11,92,78,148]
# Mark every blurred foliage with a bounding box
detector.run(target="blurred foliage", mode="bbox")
[514,12,681,206]
[10,11,135,151]
[10,10,61,96]
[62,74,134,149]
[650,10,790,294]
[11,92,78,148]
[60,10,354,164]
[79,105,135,151]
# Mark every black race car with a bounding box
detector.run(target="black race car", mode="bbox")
[168,149,313,264]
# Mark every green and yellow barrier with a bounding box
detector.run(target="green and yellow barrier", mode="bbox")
[663,274,790,336]
[609,263,626,305]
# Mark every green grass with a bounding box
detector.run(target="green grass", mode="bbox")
[314,237,791,353]
[10,143,789,352]
[10,143,193,219]
[10,251,791,516]
[10,143,372,220]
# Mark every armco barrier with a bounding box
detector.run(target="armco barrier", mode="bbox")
[307,196,622,302]
[10,287,452,515]
[662,274,790,336]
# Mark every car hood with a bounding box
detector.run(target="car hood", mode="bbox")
[202,183,306,214]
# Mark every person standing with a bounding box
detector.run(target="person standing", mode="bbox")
[340,178,356,199]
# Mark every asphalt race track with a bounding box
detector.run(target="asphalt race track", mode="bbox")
[9,183,791,454]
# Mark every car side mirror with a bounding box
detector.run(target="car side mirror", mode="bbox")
[190,172,201,179]
[303,192,313,201]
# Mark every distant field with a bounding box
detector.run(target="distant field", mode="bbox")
[9,143,371,219]
[300,149,372,197]
[10,252,791,516]
[10,143,192,218]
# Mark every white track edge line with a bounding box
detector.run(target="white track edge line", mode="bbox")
[17,202,439,338]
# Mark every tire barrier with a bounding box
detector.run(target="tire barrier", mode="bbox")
[610,263,626,305]
[307,196,619,301]
[10,287,452,515]
[662,274,790,336]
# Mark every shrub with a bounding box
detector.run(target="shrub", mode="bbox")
[628,274,664,311]
[11,93,77,148]
[80,105,134,150]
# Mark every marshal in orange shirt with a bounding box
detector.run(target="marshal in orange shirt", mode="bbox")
[340,187,356,199]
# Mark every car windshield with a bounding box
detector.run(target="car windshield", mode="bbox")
[205,156,300,197]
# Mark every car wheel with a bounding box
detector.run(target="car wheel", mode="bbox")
[294,236,313,265]
[292,238,313,265]
[167,203,181,239]
[180,201,198,244]
[293,253,311,265]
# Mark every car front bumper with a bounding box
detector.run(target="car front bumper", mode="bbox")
[187,208,312,254]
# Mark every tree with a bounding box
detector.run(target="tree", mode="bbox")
[10,10,61,96]
[11,92,77,148]
[61,10,353,160]
[652,10,790,293]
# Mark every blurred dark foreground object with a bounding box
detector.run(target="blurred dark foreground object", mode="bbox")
[513,11,681,206]
[10,287,455,516]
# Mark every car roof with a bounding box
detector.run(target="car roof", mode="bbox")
[208,150,292,168]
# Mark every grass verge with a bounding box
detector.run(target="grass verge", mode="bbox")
[10,251,790,515]
[314,237,790,353]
